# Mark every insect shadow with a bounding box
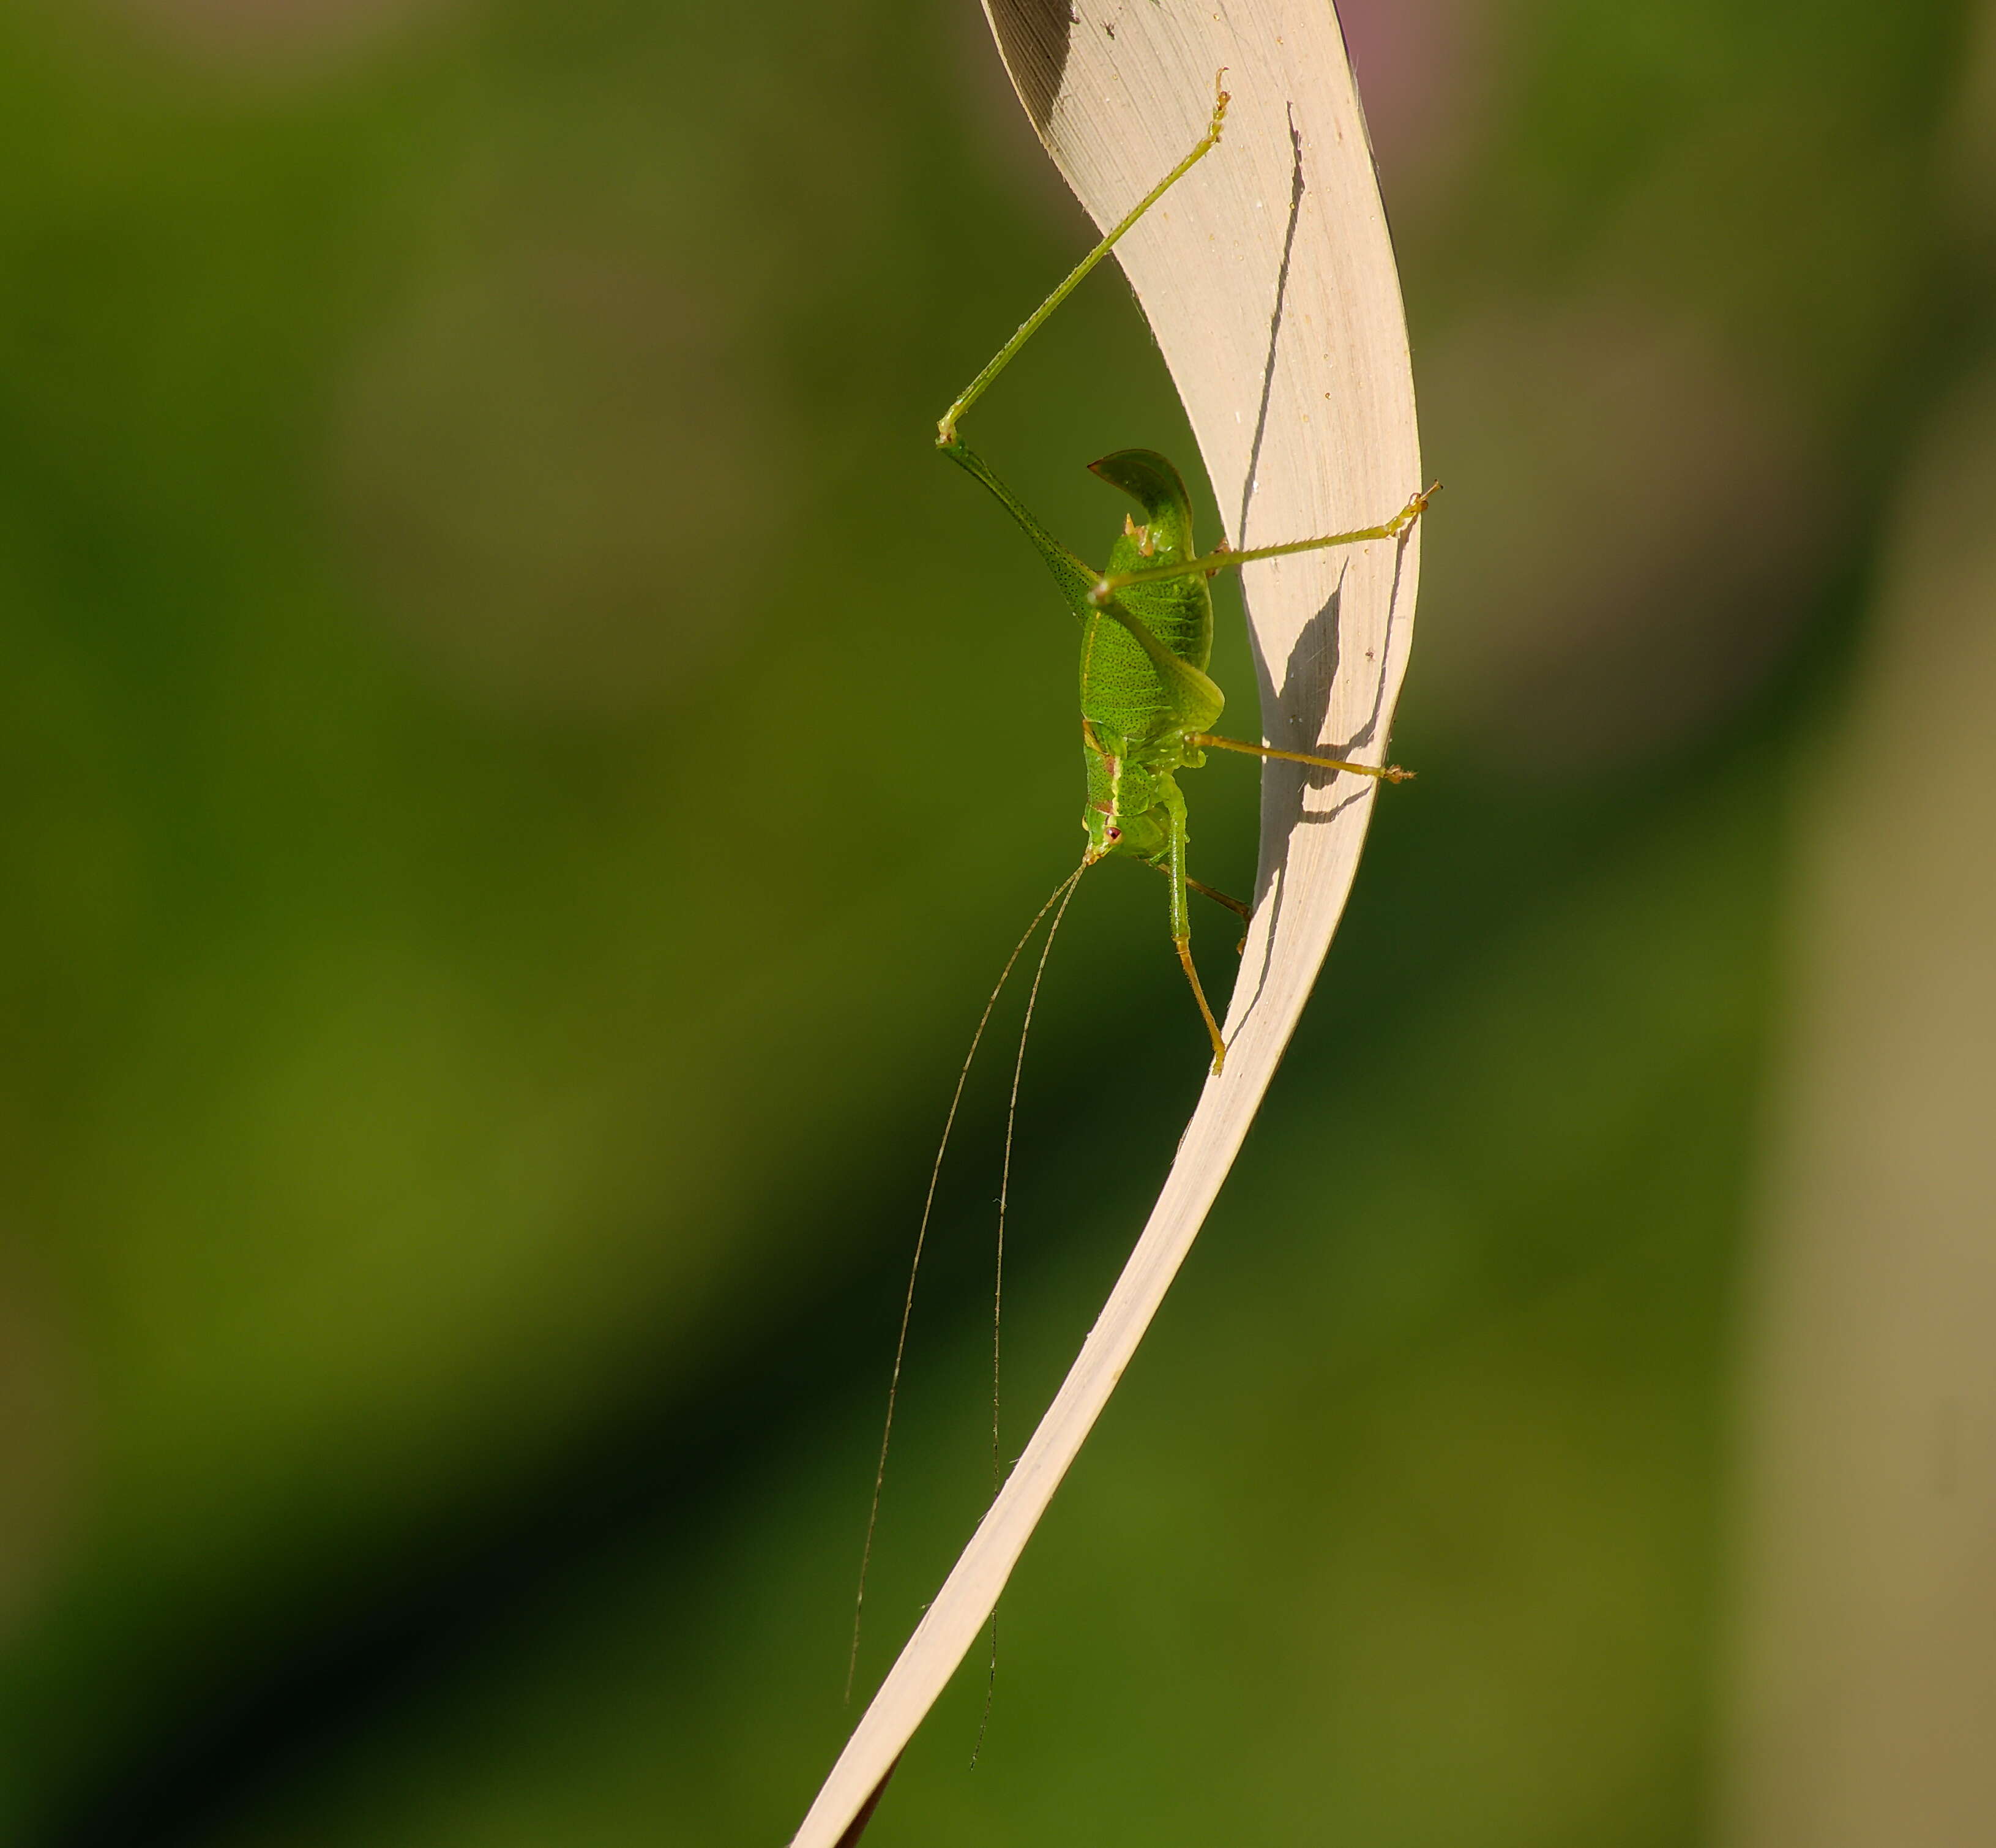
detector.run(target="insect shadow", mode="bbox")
[1231,105,1419,1018]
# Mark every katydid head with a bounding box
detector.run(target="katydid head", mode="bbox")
[1083,805,1137,864]
[1081,775,1168,864]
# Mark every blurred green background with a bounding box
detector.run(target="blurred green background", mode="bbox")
[2,1,1992,1844]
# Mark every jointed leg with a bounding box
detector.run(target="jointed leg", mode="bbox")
[1088,482,1440,604]
[1161,788,1228,1073]
[1143,855,1249,920]
[1187,872,1252,921]
[937,74,1230,447]
[1190,732,1414,783]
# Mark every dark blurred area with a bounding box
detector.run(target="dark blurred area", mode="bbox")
[2,1,1992,1844]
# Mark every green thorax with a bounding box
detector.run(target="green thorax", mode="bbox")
[1075,451,1223,860]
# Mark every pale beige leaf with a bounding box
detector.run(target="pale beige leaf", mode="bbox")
[793,4,1422,1839]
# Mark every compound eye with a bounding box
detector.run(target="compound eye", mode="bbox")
[1105,826,1123,843]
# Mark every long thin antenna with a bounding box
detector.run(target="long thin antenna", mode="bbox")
[847,859,1089,1704]
[971,861,1083,1765]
